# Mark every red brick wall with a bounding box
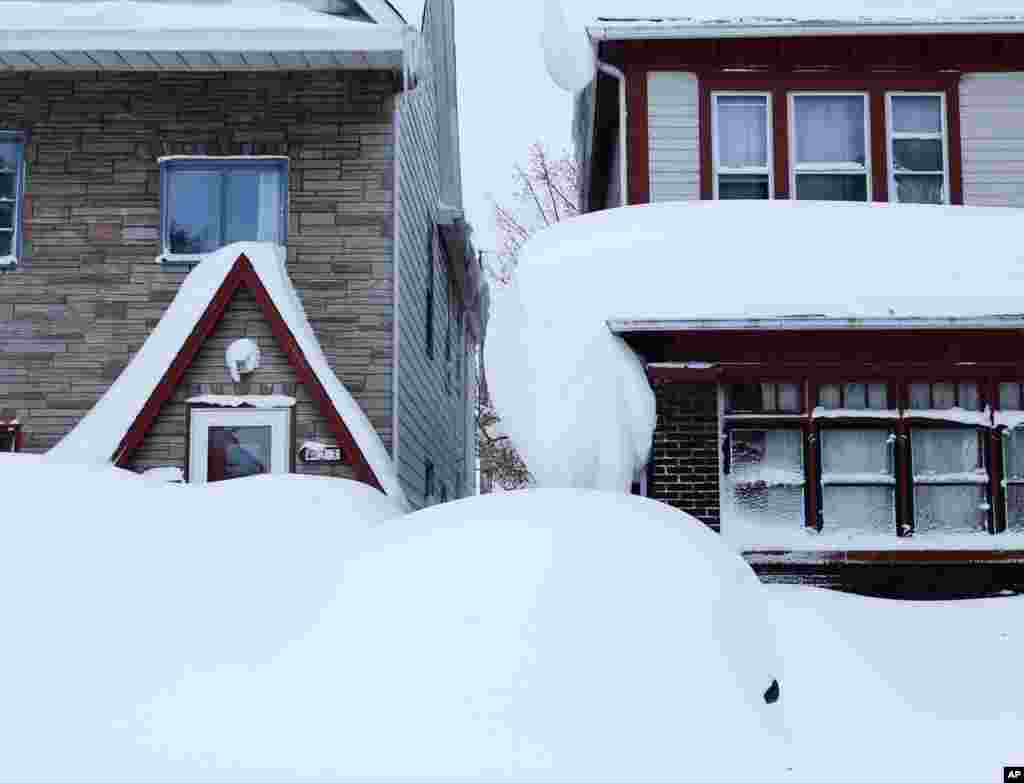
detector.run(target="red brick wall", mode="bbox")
[649,381,720,530]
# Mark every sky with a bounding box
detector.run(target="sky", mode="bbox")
[387,0,1024,254]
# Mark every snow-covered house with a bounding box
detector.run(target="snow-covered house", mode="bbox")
[562,12,1024,585]
[0,0,484,507]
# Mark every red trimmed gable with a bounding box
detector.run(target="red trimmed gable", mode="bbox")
[114,253,383,492]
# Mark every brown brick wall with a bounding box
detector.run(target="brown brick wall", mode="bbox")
[650,381,721,530]
[0,70,396,458]
[129,286,356,481]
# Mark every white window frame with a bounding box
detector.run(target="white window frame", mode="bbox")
[0,131,26,266]
[188,407,291,484]
[788,91,872,202]
[711,91,774,200]
[885,91,950,205]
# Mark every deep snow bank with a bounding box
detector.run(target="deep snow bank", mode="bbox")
[139,489,788,780]
[485,200,1024,492]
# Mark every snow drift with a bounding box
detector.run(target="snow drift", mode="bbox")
[486,200,1024,492]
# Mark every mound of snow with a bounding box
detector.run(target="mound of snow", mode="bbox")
[139,490,788,779]
[486,200,1024,491]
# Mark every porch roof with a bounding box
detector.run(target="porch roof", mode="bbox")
[0,0,409,71]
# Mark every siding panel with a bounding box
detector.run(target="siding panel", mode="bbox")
[647,71,700,203]
[960,73,1024,207]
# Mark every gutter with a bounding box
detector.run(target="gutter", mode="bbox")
[589,18,1024,41]
[608,315,1024,333]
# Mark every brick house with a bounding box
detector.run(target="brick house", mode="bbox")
[572,14,1024,589]
[0,0,484,508]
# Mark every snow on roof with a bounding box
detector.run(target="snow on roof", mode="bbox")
[0,0,408,64]
[485,201,1024,493]
[49,241,408,507]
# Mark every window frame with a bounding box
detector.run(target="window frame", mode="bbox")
[0,419,22,452]
[788,91,872,202]
[0,130,27,266]
[159,156,289,265]
[885,91,950,205]
[711,91,774,201]
[187,406,292,484]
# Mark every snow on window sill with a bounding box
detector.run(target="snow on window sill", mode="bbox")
[187,394,296,408]
[912,471,990,485]
[812,406,992,426]
[821,472,896,485]
[0,255,19,268]
[812,407,900,420]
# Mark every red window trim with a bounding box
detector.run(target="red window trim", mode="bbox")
[696,74,963,204]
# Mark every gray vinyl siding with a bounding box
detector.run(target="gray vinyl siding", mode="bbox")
[960,73,1024,207]
[647,71,700,202]
[394,0,470,508]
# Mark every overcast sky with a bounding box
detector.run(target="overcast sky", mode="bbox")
[388,0,1024,253]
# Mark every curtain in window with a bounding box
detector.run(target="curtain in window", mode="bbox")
[256,169,281,242]
[717,96,768,168]
[892,95,942,134]
[793,96,866,165]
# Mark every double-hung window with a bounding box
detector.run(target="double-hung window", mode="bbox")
[999,382,1024,531]
[790,93,870,202]
[712,93,773,199]
[886,93,949,205]
[160,157,288,261]
[0,131,26,264]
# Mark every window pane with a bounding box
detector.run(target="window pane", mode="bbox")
[0,142,18,171]
[0,202,12,229]
[818,384,841,409]
[224,169,283,244]
[0,172,15,200]
[778,383,801,413]
[844,383,867,409]
[718,174,769,200]
[793,95,866,165]
[732,485,805,528]
[1000,383,1023,411]
[823,485,895,534]
[731,429,804,484]
[911,428,982,476]
[207,425,271,483]
[932,382,956,409]
[895,175,944,205]
[822,429,894,477]
[1004,428,1024,481]
[794,174,868,202]
[1006,485,1024,531]
[761,383,776,412]
[0,231,11,257]
[868,383,888,409]
[958,382,980,411]
[909,382,931,409]
[168,170,222,254]
[892,95,942,134]
[893,138,943,172]
[914,485,987,533]
[717,95,769,167]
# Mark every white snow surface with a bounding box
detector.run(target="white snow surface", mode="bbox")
[0,0,407,52]
[487,201,1024,492]
[186,394,297,407]
[542,0,596,93]
[49,241,407,507]
[225,337,261,382]
[0,469,786,780]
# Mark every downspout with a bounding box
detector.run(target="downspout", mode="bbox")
[596,60,628,207]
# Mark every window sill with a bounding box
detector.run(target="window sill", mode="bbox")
[0,255,18,269]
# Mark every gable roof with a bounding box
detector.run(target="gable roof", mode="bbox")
[0,0,410,71]
[49,242,408,507]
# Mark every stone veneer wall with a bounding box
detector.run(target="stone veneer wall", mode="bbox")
[649,381,721,530]
[0,70,397,458]
[129,286,356,480]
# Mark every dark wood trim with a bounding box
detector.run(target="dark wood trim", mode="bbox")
[772,89,789,199]
[113,253,384,493]
[626,65,650,204]
[698,80,712,200]
[869,89,888,202]
[745,548,1024,564]
[697,73,960,90]
[946,77,965,204]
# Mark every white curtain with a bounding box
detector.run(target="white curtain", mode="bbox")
[717,96,768,168]
[793,95,865,165]
[892,95,942,134]
[256,170,281,242]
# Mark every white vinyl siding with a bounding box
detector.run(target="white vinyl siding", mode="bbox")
[960,72,1024,207]
[647,71,700,202]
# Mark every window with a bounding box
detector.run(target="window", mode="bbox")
[0,419,20,452]
[161,158,287,261]
[790,93,870,202]
[424,459,435,504]
[188,407,291,484]
[426,231,435,360]
[887,93,948,205]
[0,131,25,263]
[712,93,772,200]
